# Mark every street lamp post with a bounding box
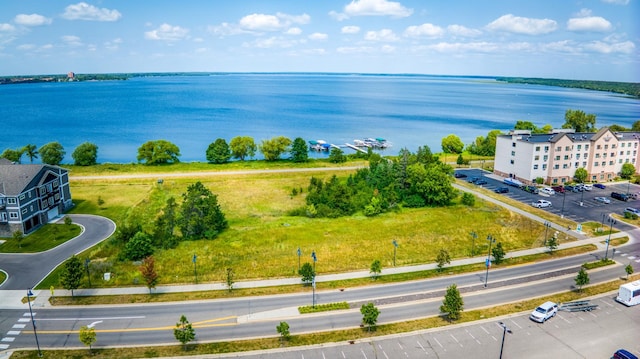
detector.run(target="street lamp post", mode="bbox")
[84,258,92,288]
[605,218,616,260]
[601,212,606,233]
[311,251,317,308]
[484,235,496,288]
[192,254,198,284]
[560,190,566,218]
[470,231,477,257]
[392,240,398,266]
[26,288,42,357]
[543,222,551,246]
[579,185,584,206]
[498,321,512,359]
[297,247,301,271]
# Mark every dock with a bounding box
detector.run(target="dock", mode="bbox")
[345,143,367,153]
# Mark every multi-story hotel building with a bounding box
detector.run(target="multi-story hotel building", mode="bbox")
[494,127,639,185]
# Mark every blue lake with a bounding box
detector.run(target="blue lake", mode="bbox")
[1,73,638,163]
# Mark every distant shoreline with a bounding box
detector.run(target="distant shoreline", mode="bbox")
[0,72,638,98]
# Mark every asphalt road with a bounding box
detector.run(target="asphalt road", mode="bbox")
[0,214,116,290]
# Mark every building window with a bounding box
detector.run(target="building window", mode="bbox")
[626,159,630,163]
[594,162,599,166]
[575,162,579,168]
[53,179,59,188]
[592,175,597,181]
[534,155,540,161]
[535,146,540,151]
[512,142,516,147]
[30,205,33,211]
[603,153,607,158]
[597,145,601,150]
[565,146,571,151]
[21,208,27,214]
[41,199,47,208]
[511,151,515,156]
[542,164,547,170]
[19,194,25,200]
[510,159,514,164]
[554,164,560,169]
[582,162,587,167]
[600,174,605,179]
[612,144,616,149]
[601,161,606,166]
[620,151,624,156]
[54,193,60,201]
[564,155,569,160]
[604,144,608,150]
[556,146,561,151]
[543,155,548,161]
[628,151,631,155]
[544,146,549,152]
[585,145,589,150]
[609,161,614,165]
[533,164,539,170]
[595,154,600,159]
[561,178,567,183]
[9,212,18,219]
[552,178,558,184]
[39,186,46,196]
[608,174,612,179]
[555,156,560,161]
[563,164,569,169]
[577,144,582,150]
[7,198,16,205]
[621,143,625,147]
[576,154,581,159]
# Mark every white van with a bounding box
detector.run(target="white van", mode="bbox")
[540,187,555,195]
[529,301,558,323]
[616,280,640,306]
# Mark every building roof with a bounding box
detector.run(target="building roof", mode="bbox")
[500,128,640,145]
[0,163,67,196]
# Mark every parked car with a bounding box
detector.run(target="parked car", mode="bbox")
[594,196,610,204]
[624,207,640,215]
[594,183,606,189]
[475,179,488,185]
[523,185,539,194]
[612,192,629,201]
[467,177,479,183]
[582,184,593,191]
[494,187,509,193]
[613,349,639,359]
[529,301,558,323]
[552,185,565,193]
[540,187,555,195]
[531,199,552,208]
[575,184,586,192]
[454,172,467,178]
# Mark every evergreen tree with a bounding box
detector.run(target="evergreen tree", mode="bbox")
[492,242,506,264]
[60,255,83,297]
[625,264,634,279]
[174,315,196,350]
[123,232,154,261]
[298,262,315,284]
[440,284,464,321]
[360,302,380,331]
[547,235,558,253]
[178,181,228,240]
[72,142,98,166]
[328,147,346,163]
[290,137,309,163]
[206,138,231,164]
[226,267,235,292]
[154,197,178,249]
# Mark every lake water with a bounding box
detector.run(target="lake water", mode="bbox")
[1,73,638,163]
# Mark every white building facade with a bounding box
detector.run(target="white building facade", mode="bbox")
[494,128,640,185]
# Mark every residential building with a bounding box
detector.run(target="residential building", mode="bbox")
[494,127,639,185]
[0,159,73,236]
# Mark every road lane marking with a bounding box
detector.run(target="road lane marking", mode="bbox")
[342,351,346,358]
[0,344,9,350]
[7,331,20,336]
[17,318,29,323]
[37,316,238,334]
[383,350,389,359]
[628,256,637,259]
[466,329,481,345]
[491,335,498,341]
[557,314,571,324]
[600,299,614,307]
[11,324,25,329]
[34,316,145,321]
[1,338,15,342]
[87,320,103,328]
[398,342,404,350]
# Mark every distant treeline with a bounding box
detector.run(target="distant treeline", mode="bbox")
[0,73,129,84]
[497,77,640,98]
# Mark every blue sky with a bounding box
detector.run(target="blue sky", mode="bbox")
[0,0,638,81]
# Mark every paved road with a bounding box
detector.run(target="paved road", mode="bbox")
[0,214,116,290]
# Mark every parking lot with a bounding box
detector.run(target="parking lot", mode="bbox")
[455,168,640,225]
[239,295,639,359]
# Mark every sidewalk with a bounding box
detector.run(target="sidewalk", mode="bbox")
[1,229,627,310]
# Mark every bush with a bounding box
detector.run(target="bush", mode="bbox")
[461,193,475,206]
[624,211,638,220]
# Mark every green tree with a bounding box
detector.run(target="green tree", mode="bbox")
[229,136,257,161]
[440,283,464,321]
[60,255,83,297]
[632,121,640,132]
[39,141,65,165]
[290,137,309,163]
[12,230,23,248]
[276,321,291,345]
[137,139,181,165]
[574,167,588,183]
[360,302,380,331]
[514,120,539,132]
[259,136,292,161]
[625,264,634,279]
[174,315,196,350]
[226,267,235,292]
[406,163,457,206]
[575,267,590,292]
[206,138,231,164]
[123,231,154,261]
[22,144,38,163]
[139,256,159,294]
[621,163,636,179]
[461,192,475,206]
[328,147,346,163]
[79,325,97,354]
[456,154,464,166]
[441,134,464,154]
[178,181,228,240]
[435,249,451,271]
[72,142,98,166]
[562,109,596,132]
[64,216,72,225]
[1,148,24,163]
[547,234,558,254]
[153,197,179,249]
[492,242,506,264]
[298,262,315,284]
[370,259,382,279]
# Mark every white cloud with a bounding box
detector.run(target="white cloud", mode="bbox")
[243,36,299,49]
[344,0,413,18]
[62,2,122,21]
[447,24,482,37]
[14,14,52,26]
[145,24,189,41]
[341,25,360,34]
[104,38,122,50]
[365,29,399,42]
[336,46,375,54]
[427,41,499,53]
[404,23,444,38]
[286,27,302,35]
[381,44,395,53]
[328,11,350,21]
[208,23,249,37]
[62,35,82,47]
[0,23,16,32]
[301,48,326,55]
[601,0,629,4]
[309,33,328,40]
[238,12,309,32]
[17,44,35,51]
[567,16,612,32]
[486,14,557,35]
[583,40,635,53]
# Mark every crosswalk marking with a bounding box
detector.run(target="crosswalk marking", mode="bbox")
[1,337,15,342]
[6,331,20,335]
[11,324,25,329]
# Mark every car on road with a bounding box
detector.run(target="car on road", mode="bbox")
[594,183,606,189]
[594,196,610,204]
[612,192,630,201]
[531,199,552,208]
[475,179,488,185]
[529,301,558,323]
[552,186,565,193]
[494,187,509,193]
[624,207,640,216]
[540,187,555,195]
[454,172,467,178]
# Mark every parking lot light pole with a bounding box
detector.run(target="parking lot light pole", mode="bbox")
[27,288,42,357]
[543,222,551,246]
[297,247,301,271]
[392,239,398,266]
[605,218,616,260]
[470,231,477,257]
[484,235,495,288]
[498,321,512,359]
[580,186,584,206]
[560,191,566,218]
[84,258,92,288]
[192,254,197,284]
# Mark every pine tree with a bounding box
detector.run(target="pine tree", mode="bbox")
[492,242,506,264]
[440,284,464,321]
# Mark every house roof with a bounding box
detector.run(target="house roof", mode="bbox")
[0,163,67,196]
[501,128,640,145]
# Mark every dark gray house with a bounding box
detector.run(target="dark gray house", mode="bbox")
[0,158,73,236]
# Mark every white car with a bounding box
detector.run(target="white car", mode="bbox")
[582,184,593,191]
[530,301,558,323]
[532,199,552,208]
[594,196,611,204]
[540,187,555,195]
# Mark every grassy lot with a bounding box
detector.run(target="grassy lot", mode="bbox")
[14,273,640,359]
[49,245,597,305]
[0,271,6,285]
[0,222,81,253]
[37,161,580,289]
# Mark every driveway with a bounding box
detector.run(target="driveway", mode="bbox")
[0,214,115,290]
